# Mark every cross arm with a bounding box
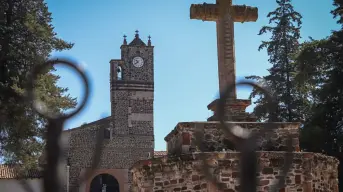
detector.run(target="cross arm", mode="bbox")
[190,3,258,22]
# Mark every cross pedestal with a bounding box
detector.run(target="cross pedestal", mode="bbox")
[207,98,257,121]
[190,0,258,121]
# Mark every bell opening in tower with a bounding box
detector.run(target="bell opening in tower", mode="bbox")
[117,66,122,80]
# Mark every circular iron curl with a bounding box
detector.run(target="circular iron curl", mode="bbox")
[217,81,294,192]
[195,80,294,192]
[216,81,277,144]
[24,58,105,192]
[26,58,89,120]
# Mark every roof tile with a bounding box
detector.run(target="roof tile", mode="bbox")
[154,151,167,157]
[0,165,42,179]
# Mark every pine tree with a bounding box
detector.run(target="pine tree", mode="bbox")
[295,0,343,190]
[296,0,343,160]
[0,0,76,168]
[246,0,303,122]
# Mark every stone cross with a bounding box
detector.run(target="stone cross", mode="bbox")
[190,0,258,99]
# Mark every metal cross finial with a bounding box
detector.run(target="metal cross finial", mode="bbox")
[135,30,139,38]
[123,35,127,45]
[148,35,152,46]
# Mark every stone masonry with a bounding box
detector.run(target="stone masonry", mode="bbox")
[43,31,157,192]
[130,1,340,192]
[131,119,339,191]
[131,152,339,192]
[191,0,259,122]
[165,122,300,155]
[190,0,258,98]
[37,2,339,190]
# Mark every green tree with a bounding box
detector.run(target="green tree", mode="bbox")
[0,0,76,168]
[246,0,304,122]
[294,38,341,151]
[295,0,343,190]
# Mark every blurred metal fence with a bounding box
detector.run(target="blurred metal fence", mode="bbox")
[15,58,293,192]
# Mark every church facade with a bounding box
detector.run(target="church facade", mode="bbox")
[61,31,165,192]
[0,31,166,192]
[0,26,339,192]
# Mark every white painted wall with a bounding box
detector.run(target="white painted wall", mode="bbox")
[0,179,43,192]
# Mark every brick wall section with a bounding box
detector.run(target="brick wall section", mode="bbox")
[165,122,300,155]
[131,152,339,192]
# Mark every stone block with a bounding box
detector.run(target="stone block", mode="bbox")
[165,122,300,155]
[131,152,339,192]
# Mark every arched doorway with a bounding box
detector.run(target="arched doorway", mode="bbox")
[89,174,120,192]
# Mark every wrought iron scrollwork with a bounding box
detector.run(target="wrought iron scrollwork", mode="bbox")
[21,58,105,192]
[193,81,294,192]
[16,59,295,192]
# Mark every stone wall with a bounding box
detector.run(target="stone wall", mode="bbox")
[119,45,154,82]
[131,152,339,192]
[63,35,156,191]
[65,115,154,190]
[165,122,300,155]
[206,98,255,122]
[311,154,340,191]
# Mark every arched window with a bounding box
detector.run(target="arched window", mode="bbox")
[90,174,119,192]
[104,128,111,139]
[117,66,122,80]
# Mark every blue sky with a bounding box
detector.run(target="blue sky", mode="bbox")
[46,0,339,151]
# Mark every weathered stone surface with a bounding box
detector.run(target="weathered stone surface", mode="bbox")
[207,98,257,121]
[190,0,259,100]
[60,33,155,191]
[165,122,300,155]
[36,28,340,192]
[131,152,339,192]
[190,3,258,22]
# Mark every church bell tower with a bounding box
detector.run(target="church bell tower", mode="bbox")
[109,30,154,185]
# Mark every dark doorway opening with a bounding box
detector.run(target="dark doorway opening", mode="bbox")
[89,174,120,192]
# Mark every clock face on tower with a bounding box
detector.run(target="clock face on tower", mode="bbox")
[132,56,144,68]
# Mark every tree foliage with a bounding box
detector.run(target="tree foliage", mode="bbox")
[252,0,343,190]
[246,0,304,122]
[0,0,76,168]
[294,0,343,190]
[295,37,343,152]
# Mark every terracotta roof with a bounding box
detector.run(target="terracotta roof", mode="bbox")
[0,165,42,179]
[154,151,167,157]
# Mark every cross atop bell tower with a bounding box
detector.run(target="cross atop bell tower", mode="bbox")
[190,0,258,121]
